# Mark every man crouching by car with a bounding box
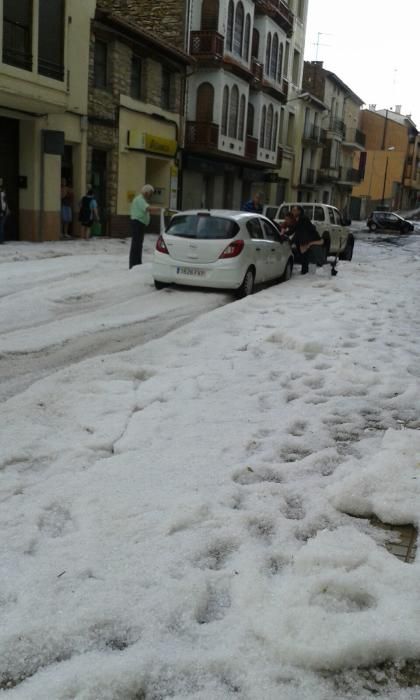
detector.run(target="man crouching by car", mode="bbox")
[289,205,326,275]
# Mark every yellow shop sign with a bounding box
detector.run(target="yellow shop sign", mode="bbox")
[128,130,177,156]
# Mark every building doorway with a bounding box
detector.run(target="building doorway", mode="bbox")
[0,117,19,240]
[91,149,108,231]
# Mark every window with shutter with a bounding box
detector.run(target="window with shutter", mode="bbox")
[233,2,244,56]
[277,44,284,82]
[265,105,273,149]
[247,103,254,136]
[196,82,214,122]
[251,28,259,59]
[260,105,266,147]
[272,112,279,151]
[201,0,219,30]
[265,34,271,75]
[221,85,229,135]
[271,34,278,79]
[226,0,234,52]
[238,95,246,140]
[243,14,251,61]
[228,85,239,138]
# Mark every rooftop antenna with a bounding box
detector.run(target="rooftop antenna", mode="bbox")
[313,32,332,61]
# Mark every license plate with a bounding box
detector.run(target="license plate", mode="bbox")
[176,267,205,277]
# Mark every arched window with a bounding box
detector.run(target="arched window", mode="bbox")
[226,0,234,52]
[260,105,266,146]
[221,85,229,135]
[243,14,251,61]
[196,82,214,122]
[233,2,244,56]
[265,33,271,75]
[272,111,279,151]
[247,102,254,135]
[238,95,246,140]
[277,44,284,83]
[271,34,278,79]
[201,0,219,30]
[251,28,259,59]
[265,104,273,149]
[228,85,239,138]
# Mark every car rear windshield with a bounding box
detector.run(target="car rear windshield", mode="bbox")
[166,215,239,239]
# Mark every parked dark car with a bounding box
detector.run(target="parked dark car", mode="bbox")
[367,211,414,233]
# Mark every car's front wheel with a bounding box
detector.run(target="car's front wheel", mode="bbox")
[368,222,378,232]
[154,280,168,290]
[280,258,293,282]
[236,267,255,298]
[339,233,354,261]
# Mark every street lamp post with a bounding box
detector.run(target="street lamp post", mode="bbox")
[381,146,395,207]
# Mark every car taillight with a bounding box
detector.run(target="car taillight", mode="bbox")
[219,239,245,259]
[156,235,169,254]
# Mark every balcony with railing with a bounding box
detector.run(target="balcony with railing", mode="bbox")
[300,168,318,186]
[302,123,322,144]
[326,117,346,138]
[262,76,288,102]
[343,128,366,149]
[190,31,224,62]
[318,166,340,183]
[254,0,294,37]
[185,121,219,151]
[338,167,363,184]
[3,19,32,71]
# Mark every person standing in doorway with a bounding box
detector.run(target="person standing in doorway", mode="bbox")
[129,184,155,269]
[61,177,74,239]
[78,188,99,240]
[0,178,9,244]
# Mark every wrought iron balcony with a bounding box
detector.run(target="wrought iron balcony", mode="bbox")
[328,117,346,137]
[318,166,340,183]
[254,0,294,37]
[190,31,224,61]
[185,121,219,150]
[343,128,366,148]
[245,135,258,160]
[3,19,32,71]
[302,123,321,143]
[339,167,362,183]
[300,168,318,185]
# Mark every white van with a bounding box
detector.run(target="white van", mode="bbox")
[264,203,354,260]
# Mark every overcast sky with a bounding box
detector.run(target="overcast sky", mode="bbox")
[304,0,419,127]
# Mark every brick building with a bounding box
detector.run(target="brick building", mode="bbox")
[88,6,191,235]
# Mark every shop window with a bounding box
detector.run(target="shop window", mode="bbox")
[130,55,143,100]
[38,0,65,80]
[3,0,32,71]
[94,40,108,89]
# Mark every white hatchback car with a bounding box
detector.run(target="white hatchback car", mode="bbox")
[152,210,294,297]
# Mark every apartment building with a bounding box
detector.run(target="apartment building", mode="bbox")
[0,0,95,241]
[88,6,190,235]
[351,107,420,217]
[302,61,365,213]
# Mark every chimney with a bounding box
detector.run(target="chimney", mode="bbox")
[395,105,402,114]
[368,104,377,111]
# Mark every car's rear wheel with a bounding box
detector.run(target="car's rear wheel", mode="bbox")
[368,222,378,232]
[280,258,293,282]
[154,280,168,290]
[339,233,354,261]
[236,267,255,298]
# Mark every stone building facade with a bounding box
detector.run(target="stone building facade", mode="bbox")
[88,6,190,235]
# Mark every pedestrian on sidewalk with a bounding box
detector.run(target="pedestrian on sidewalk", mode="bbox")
[0,178,9,244]
[78,188,99,240]
[129,184,155,269]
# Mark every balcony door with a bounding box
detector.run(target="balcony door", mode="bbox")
[201,0,219,30]
[196,83,214,123]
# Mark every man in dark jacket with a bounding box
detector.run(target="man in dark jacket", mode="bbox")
[289,205,326,274]
[241,192,263,213]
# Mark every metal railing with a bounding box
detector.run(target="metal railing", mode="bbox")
[329,117,346,136]
[343,128,366,147]
[38,57,65,81]
[190,31,224,59]
[254,0,294,36]
[303,123,321,142]
[339,167,362,183]
[3,19,32,70]
[185,121,219,149]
